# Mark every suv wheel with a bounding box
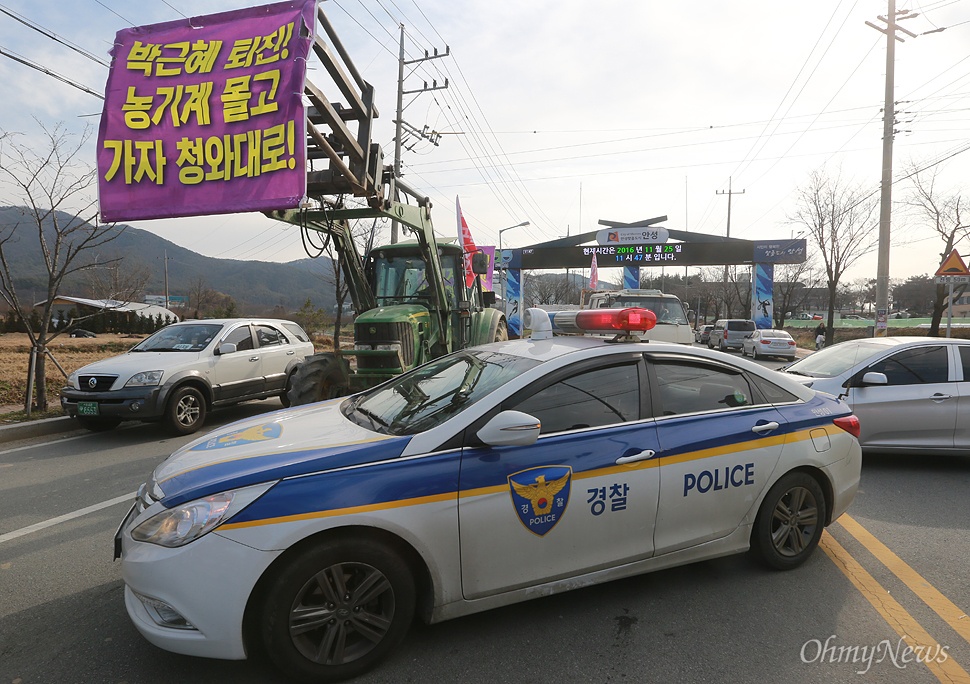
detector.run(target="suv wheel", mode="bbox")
[165,386,207,435]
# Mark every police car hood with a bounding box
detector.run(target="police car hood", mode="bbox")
[151,399,410,507]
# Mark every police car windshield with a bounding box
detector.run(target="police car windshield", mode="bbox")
[350,350,540,435]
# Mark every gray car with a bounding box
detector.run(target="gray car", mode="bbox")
[708,319,756,352]
[779,336,970,455]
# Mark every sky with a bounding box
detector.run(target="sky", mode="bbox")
[1,0,969,287]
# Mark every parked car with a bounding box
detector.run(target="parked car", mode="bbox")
[115,307,861,682]
[60,319,314,435]
[741,329,797,361]
[69,328,97,338]
[694,324,714,345]
[779,336,970,455]
[708,319,756,352]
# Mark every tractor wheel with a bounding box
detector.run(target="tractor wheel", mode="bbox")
[493,319,508,342]
[287,355,351,407]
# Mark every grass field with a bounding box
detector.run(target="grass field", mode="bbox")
[0,333,144,411]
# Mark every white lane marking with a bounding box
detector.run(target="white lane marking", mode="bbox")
[0,432,99,456]
[0,492,136,544]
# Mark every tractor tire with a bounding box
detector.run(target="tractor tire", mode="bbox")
[287,355,351,407]
[493,319,508,342]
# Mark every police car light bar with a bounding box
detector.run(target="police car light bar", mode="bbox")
[524,307,657,341]
[553,308,657,334]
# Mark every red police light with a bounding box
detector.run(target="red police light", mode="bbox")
[554,307,657,334]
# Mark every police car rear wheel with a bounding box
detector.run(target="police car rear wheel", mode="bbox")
[751,472,825,570]
[261,540,416,683]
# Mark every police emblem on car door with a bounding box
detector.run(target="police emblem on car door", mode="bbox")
[508,465,572,536]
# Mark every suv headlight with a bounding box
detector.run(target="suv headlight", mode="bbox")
[131,482,274,547]
[125,370,164,387]
[67,372,78,389]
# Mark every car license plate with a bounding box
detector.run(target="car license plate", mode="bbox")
[77,401,99,416]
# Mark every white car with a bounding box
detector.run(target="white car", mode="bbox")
[741,329,797,361]
[60,319,314,434]
[116,308,861,682]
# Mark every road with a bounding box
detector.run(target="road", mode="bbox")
[2,374,969,683]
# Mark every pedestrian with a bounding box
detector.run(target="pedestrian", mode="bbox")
[814,322,826,350]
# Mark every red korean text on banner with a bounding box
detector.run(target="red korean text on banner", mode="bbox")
[97,0,316,222]
[589,252,599,289]
[456,197,479,288]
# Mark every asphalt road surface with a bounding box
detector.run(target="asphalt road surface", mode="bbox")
[2,384,969,684]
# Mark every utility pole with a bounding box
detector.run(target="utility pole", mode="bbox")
[866,3,917,336]
[163,249,170,311]
[716,177,745,309]
[390,24,449,243]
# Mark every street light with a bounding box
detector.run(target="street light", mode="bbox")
[498,221,530,251]
[497,221,530,304]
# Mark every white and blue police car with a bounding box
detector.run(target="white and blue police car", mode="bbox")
[116,307,862,682]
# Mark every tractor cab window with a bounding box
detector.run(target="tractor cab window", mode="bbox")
[371,253,461,309]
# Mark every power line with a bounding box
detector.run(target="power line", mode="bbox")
[0,4,109,67]
[0,46,104,99]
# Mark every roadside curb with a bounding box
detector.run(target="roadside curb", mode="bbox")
[0,415,78,443]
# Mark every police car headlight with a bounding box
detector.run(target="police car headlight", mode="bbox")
[131,482,274,548]
[125,370,164,387]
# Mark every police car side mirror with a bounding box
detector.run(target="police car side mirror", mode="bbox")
[859,371,888,386]
[477,410,541,447]
[217,342,237,355]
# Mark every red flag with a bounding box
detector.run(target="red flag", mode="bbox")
[456,197,478,287]
[589,253,599,289]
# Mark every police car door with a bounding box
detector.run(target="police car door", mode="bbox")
[646,355,786,554]
[458,353,660,600]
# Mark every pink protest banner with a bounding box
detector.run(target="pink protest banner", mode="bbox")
[97,0,315,222]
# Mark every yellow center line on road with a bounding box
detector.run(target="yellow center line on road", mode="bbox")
[819,531,970,683]
[837,513,970,647]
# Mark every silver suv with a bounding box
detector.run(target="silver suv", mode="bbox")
[708,319,756,352]
[60,319,314,434]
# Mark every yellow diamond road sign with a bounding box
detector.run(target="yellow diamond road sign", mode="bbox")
[935,249,970,276]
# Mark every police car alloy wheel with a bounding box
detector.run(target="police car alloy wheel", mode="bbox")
[751,471,826,570]
[260,538,416,683]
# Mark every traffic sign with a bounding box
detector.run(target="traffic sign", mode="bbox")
[935,249,970,276]
[935,275,970,284]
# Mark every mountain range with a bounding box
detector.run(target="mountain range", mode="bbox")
[0,206,339,314]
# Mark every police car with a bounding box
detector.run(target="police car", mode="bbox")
[116,307,861,683]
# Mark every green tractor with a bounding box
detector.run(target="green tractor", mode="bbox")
[269,196,507,405]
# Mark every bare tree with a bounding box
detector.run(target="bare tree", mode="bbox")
[790,169,879,344]
[525,272,572,306]
[0,122,127,412]
[320,215,383,350]
[773,260,824,327]
[83,257,151,304]
[902,164,969,335]
[185,276,218,319]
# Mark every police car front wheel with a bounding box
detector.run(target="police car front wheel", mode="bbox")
[751,471,826,571]
[260,539,416,683]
